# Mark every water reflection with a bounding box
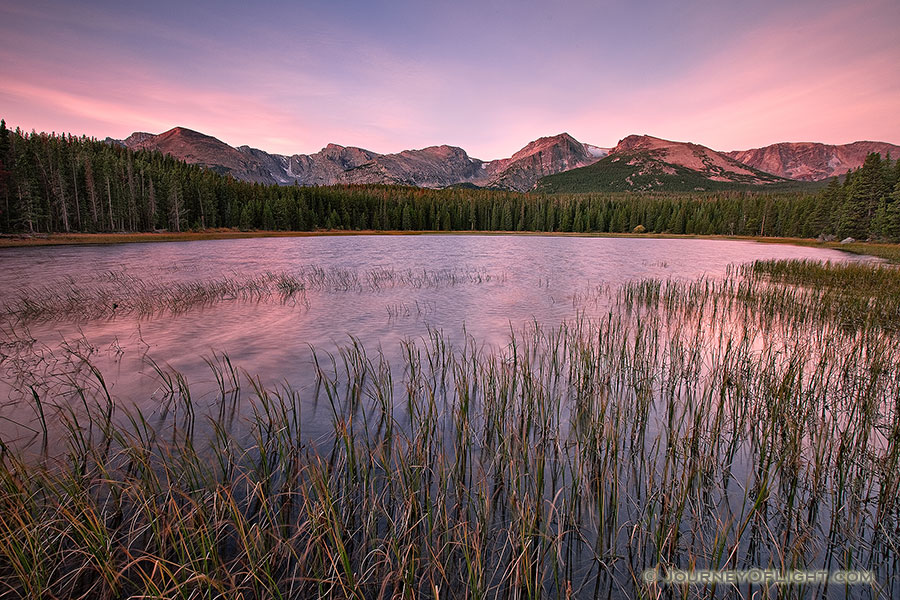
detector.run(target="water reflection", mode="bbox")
[0,236,875,415]
[0,235,891,599]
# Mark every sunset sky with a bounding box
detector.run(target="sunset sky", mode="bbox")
[1,0,898,159]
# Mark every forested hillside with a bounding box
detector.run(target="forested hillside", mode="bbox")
[1,121,899,241]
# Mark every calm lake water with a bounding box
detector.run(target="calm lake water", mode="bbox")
[0,235,875,420]
[0,235,891,598]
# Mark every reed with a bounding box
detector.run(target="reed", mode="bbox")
[0,259,897,598]
[0,266,503,324]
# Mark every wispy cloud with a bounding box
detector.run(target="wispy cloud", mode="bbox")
[567,1,900,149]
[1,0,897,156]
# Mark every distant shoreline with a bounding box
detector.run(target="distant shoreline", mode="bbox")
[2,229,898,262]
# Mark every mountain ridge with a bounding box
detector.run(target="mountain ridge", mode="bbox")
[112,128,607,192]
[536,135,792,193]
[109,127,897,191]
[724,141,900,181]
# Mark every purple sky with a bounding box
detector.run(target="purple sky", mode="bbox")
[1,0,898,159]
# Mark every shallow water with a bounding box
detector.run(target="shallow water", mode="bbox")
[0,235,875,430]
[0,235,892,598]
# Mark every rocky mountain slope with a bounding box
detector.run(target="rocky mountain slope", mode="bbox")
[339,145,489,188]
[112,128,606,191]
[486,133,605,191]
[111,127,897,192]
[120,127,276,184]
[537,135,790,193]
[238,143,380,186]
[725,141,900,181]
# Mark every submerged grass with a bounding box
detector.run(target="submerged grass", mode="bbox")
[0,259,898,598]
[0,266,503,323]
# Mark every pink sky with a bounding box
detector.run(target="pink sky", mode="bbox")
[1,0,898,158]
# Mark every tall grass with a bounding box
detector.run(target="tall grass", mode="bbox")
[0,266,503,323]
[0,260,897,598]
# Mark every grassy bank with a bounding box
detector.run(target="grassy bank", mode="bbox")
[754,237,900,263]
[0,260,897,598]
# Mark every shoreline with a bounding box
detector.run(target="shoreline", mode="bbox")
[1,229,898,262]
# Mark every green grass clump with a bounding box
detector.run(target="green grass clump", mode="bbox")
[748,258,900,290]
[743,259,900,331]
[833,242,900,264]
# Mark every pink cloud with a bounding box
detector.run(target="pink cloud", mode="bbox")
[568,3,900,149]
[1,1,896,158]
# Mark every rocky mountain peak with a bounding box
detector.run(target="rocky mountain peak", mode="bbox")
[122,131,155,146]
[111,125,896,192]
[725,141,900,181]
[613,135,676,153]
[607,134,780,183]
[485,133,603,192]
[509,133,581,162]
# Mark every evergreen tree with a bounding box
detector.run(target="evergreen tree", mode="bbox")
[169,178,183,232]
[875,182,900,241]
[401,203,412,230]
[2,124,896,243]
[501,201,514,231]
[839,153,885,239]
[808,178,841,236]
[0,120,10,231]
[558,202,572,232]
[262,202,275,230]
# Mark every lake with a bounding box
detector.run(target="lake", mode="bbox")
[0,235,872,398]
[0,235,892,599]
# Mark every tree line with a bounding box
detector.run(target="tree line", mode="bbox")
[1,121,899,241]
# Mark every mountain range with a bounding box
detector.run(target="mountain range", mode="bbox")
[109,127,899,193]
[113,128,608,192]
[538,135,793,193]
[724,141,900,181]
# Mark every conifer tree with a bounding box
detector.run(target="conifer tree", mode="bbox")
[0,120,10,230]
[839,153,884,239]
